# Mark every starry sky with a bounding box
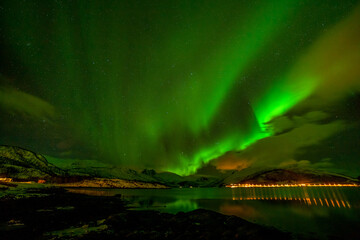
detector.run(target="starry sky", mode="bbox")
[0,0,360,176]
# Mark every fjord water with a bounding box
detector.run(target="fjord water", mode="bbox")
[69,187,360,239]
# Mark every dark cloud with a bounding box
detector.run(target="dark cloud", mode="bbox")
[0,85,56,121]
[214,120,346,170]
[269,111,330,135]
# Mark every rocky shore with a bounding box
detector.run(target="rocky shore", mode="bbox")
[0,187,292,240]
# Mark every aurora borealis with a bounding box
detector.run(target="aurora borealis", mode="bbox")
[1,0,360,176]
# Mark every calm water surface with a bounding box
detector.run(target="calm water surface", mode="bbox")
[68,187,360,239]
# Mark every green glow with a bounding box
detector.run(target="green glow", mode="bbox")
[169,127,270,175]
[254,75,318,130]
[165,199,198,214]
[0,1,356,176]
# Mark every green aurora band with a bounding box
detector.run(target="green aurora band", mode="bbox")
[0,0,358,175]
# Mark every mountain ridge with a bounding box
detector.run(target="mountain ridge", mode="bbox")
[1,145,358,187]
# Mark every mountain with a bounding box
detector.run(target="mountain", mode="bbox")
[54,178,168,188]
[2,145,357,188]
[46,157,165,183]
[151,171,183,185]
[0,145,230,187]
[141,169,224,187]
[0,145,65,180]
[47,156,224,187]
[227,168,359,185]
[0,146,169,188]
[220,167,264,185]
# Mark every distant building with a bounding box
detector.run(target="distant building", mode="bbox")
[0,177,13,182]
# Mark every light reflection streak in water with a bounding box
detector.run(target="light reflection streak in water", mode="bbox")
[231,187,353,208]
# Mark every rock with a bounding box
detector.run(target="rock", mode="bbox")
[105,208,290,240]
[0,188,308,240]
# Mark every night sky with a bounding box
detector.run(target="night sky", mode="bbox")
[0,0,360,176]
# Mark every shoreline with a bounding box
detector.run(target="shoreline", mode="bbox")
[0,186,292,240]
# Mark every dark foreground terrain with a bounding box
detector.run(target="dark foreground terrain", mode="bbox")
[0,187,295,240]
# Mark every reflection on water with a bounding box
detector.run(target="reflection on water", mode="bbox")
[220,204,258,219]
[166,199,198,213]
[230,187,353,208]
[66,188,116,196]
[67,187,360,239]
